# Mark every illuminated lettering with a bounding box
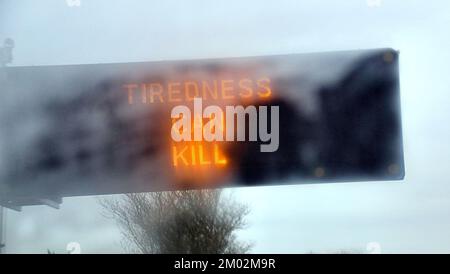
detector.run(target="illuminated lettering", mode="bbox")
[123,84,138,104]
[170,98,279,153]
[171,144,227,166]
[172,145,188,166]
[122,78,272,104]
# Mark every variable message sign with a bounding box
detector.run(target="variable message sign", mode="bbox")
[0,49,404,209]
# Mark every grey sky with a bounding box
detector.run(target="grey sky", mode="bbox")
[1,0,450,253]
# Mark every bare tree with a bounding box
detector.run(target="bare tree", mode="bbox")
[99,189,251,254]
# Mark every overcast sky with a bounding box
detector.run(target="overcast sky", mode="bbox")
[1,0,450,253]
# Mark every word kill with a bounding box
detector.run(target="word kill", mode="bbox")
[170,98,279,166]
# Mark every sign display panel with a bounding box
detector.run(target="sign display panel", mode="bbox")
[0,49,404,207]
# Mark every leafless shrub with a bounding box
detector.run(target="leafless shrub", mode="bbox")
[99,189,251,254]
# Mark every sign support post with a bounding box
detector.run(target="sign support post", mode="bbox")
[0,207,4,253]
[0,38,14,254]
